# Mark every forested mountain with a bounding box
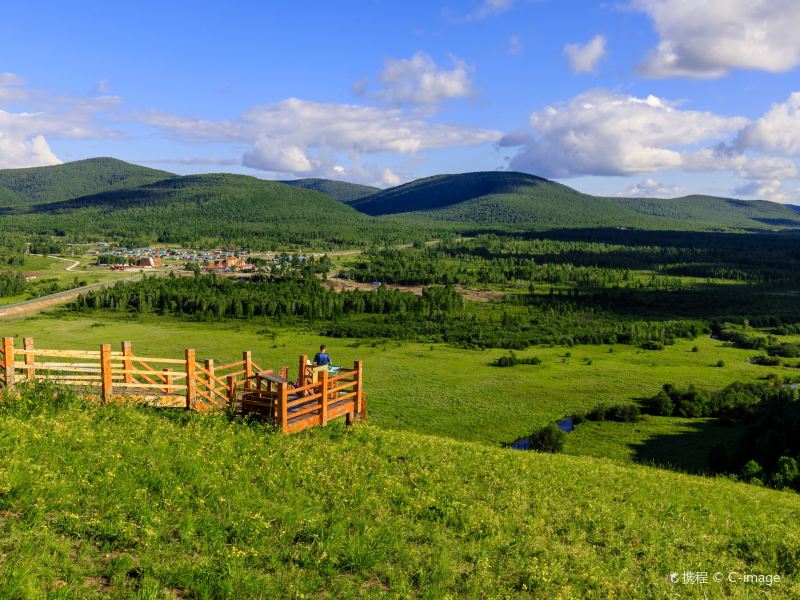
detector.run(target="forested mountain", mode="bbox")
[610,195,800,229]
[350,171,800,231]
[1,159,799,249]
[1,173,429,249]
[279,178,379,202]
[0,157,173,205]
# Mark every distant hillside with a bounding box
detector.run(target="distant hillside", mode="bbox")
[0,186,19,208]
[610,195,800,230]
[279,178,379,202]
[2,173,427,249]
[0,157,173,205]
[350,171,800,231]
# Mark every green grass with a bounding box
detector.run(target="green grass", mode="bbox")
[0,384,798,598]
[564,417,748,472]
[2,313,794,452]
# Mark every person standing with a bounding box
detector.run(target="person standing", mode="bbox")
[314,344,332,367]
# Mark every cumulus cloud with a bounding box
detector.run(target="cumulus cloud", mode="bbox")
[735,92,800,157]
[733,179,795,204]
[141,97,501,182]
[563,35,607,74]
[508,89,747,177]
[0,74,121,169]
[623,178,684,198]
[633,0,800,78]
[366,52,474,107]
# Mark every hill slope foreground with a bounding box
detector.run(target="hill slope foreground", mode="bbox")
[0,385,797,598]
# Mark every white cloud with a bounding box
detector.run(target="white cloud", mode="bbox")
[733,179,795,204]
[464,0,514,21]
[623,178,684,197]
[508,34,523,56]
[142,97,501,181]
[634,0,800,78]
[735,92,800,157]
[370,52,474,106]
[563,35,607,74]
[508,89,747,177]
[0,72,122,169]
[243,142,314,173]
[737,156,797,181]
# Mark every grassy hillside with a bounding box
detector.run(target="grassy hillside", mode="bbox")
[350,171,800,231]
[2,174,433,249]
[0,384,797,598]
[611,195,800,229]
[0,157,173,205]
[279,178,379,202]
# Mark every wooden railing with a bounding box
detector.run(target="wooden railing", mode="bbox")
[0,337,365,433]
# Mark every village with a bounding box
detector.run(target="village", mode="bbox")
[91,244,307,273]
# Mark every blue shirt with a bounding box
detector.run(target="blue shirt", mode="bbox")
[314,352,332,366]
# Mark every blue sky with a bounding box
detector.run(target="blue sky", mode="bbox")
[1,0,799,202]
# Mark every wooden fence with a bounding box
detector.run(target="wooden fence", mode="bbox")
[0,337,365,433]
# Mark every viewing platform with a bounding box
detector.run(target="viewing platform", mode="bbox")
[0,337,365,434]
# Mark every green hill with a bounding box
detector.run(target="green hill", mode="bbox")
[350,171,800,231]
[610,195,800,229]
[2,173,427,249]
[279,178,379,202]
[1,385,798,597]
[0,157,173,205]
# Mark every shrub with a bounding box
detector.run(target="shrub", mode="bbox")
[716,360,726,368]
[641,341,664,351]
[527,424,565,453]
[587,403,641,422]
[707,443,730,473]
[769,456,799,491]
[751,355,782,366]
[642,390,675,416]
[691,346,699,352]
[741,460,764,485]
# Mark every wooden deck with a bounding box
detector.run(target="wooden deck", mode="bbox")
[0,337,365,433]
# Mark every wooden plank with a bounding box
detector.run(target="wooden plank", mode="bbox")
[288,401,322,419]
[328,369,358,383]
[114,382,188,390]
[100,343,112,403]
[164,368,174,394]
[122,355,187,365]
[329,381,357,395]
[227,375,236,410]
[16,349,102,359]
[14,363,102,373]
[121,341,133,385]
[286,392,322,408]
[3,337,15,389]
[204,359,215,393]
[215,360,245,371]
[185,349,196,410]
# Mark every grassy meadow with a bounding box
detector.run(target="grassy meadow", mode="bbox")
[2,311,795,464]
[0,384,798,598]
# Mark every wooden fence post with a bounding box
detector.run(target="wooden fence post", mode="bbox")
[205,359,215,395]
[356,360,365,422]
[100,343,112,403]
[227,375,237,410]
[279,381,288,433]
[278,366,288,380]
[3,337,15,389]
[121,341,133,385]
[320,367,329,426]
[163,368,173,394]
[185,348,196,410]
[298,355,307,387]
[23,337,34,382]
[243,351,253,390]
